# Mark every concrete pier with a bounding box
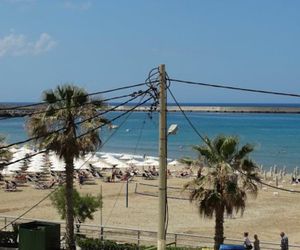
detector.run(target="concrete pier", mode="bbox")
[1,104,300,117]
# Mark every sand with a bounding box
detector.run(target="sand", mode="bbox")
[0,176,300,245]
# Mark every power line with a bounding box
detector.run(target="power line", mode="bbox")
[0,93,155,168]
[78,96,153,139]
[167,87,207,143]
[0,92,141,121]
[169,78,300,98]
[167,86,300,194]
[0,92,152,231]
[106,94,155,227]
[0,88,153,151]
[0,81,158,112]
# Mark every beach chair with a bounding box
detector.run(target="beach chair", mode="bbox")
[142,172,155,180]
[4,180,17,192]
[34,181,56,190]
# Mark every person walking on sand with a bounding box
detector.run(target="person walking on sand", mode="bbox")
[244,232,253,249]
[253,234,260,250]
[280,232,289,250]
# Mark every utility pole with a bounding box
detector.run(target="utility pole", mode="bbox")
[100,184,103,240]
[158,64,167,250]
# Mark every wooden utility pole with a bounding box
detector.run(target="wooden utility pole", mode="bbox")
[158,64,167,250]
[100,185,103,240]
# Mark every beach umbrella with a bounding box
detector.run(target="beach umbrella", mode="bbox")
[74,158,89,170]
[27,153,45,172]
[103,155,122,166]
[126,159,141,165]
[6,161,23,172]
[102,155,130,169]
[84,153,100,163]
[168,160,181,167]
[116,162,130,169]
[136,158,159,167]
[91,160,113,169]
[49,155,65,172]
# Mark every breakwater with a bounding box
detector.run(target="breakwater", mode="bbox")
[113,105,300,113]
[1,104,300,117]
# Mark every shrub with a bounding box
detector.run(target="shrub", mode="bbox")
[77,238,139,250]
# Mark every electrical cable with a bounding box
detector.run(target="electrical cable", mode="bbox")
[133,113,147,156]
[167,86,207,143]
[167,86,300,194]
[0,87,154,151]
[103,93,151,226]
[0,91,153,231]
[169,78,300,98]
[0,92,155,168]
[0,91,143,122]
[0,81,158,112]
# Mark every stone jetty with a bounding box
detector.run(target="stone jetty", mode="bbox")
[1,104,300,117]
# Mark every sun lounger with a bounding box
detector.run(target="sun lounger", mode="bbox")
[34,181,56,190]
[4,180,17,192]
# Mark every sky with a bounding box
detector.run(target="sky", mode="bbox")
[0,0,300,103]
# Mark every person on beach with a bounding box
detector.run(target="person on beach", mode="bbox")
[280,232,289,250]
[253,234,260,250]
[111,166,117,182]
[243,232,253,249]
[78,172,84,187]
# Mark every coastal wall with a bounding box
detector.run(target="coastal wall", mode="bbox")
[113,105,300,113]
[1,104,300,117]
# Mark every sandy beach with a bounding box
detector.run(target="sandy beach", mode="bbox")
[0,175,300,246]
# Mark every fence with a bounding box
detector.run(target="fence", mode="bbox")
[0,215,299,249]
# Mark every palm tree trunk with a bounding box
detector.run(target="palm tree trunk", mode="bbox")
[214,206,225,250]
[65,157,75,250]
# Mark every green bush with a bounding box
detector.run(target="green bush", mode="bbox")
[77,238,139,250]
[77,237,204,250]
[51,186,102,232]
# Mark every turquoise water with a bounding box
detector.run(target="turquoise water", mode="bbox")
[1,112,300,171]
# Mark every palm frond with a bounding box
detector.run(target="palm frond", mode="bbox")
[220,137,238,160]
[235,144,254,160]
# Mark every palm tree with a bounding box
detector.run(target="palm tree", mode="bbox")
[27,84,106,250]
[184,135,260,250]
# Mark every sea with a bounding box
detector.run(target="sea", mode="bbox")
[1,103,300,172]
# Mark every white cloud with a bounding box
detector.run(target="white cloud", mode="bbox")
[64,0,92,11]
[0,32,57,57]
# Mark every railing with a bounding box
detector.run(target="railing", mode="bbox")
[0,215,299,249]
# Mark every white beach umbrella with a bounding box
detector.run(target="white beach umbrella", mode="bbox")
[167,160,181,167]
[136,159,159,167]
[91,160,113,169]
[144,159,159,166]
[49,155,65,172]
[104,155,122,165]
[74,158,89,170]
[116,162,130,169]
[84,153,100,163]
[100,153,111,159]
[27,153,45,172]
[103,155,130,169]
[6,161,23,172]
[126,159,141,165]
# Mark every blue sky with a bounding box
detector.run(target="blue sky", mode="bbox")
[0,0,300,103]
